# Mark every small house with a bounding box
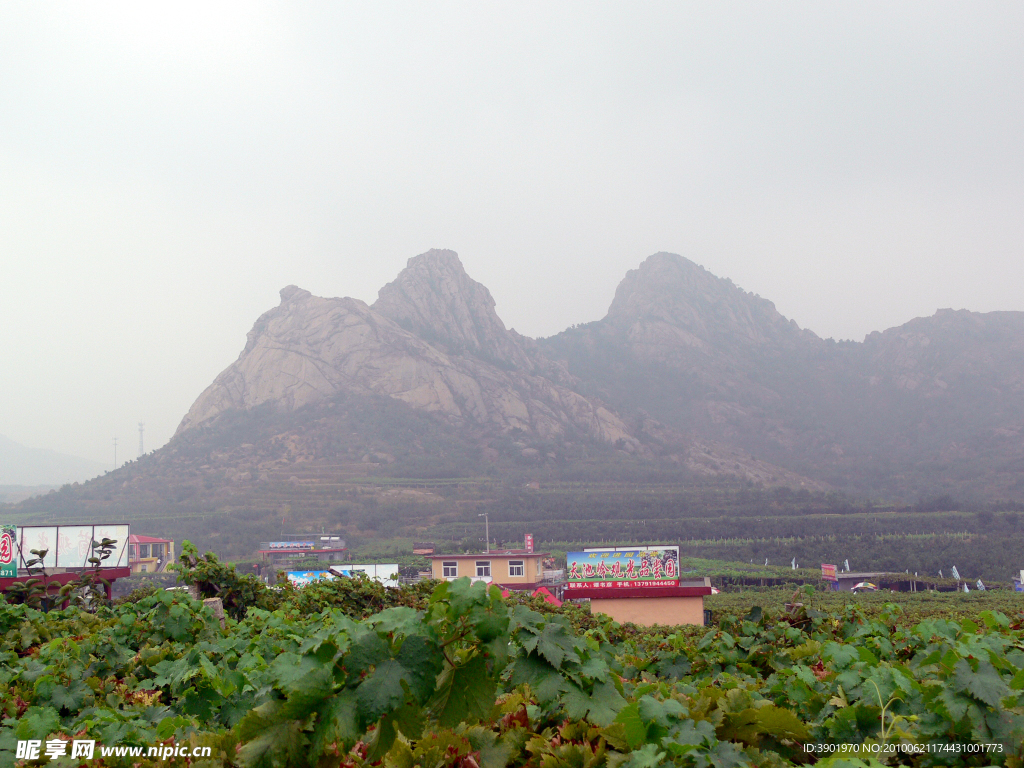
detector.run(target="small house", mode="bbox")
[428,549,549,590]
[129,534,175,574]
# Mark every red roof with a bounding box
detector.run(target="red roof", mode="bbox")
[532,587,562,606]
[129,534,172,544]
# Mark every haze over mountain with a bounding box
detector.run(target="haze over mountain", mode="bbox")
[10,248,1024,556]
[161,248,1024,501]
[543,252,1024,500]
[0,434,106,486]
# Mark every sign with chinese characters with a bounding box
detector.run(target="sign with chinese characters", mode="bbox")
[0,525,15,577]
[821,563,838,582]
[13,524,129,570]
[525,534,534,553]
[286,570,334,586]
[268,541,315,550]
[565,547,679,590]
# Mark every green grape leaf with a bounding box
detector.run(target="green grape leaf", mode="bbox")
[12,706,60,741]
[310,690,360,759]
[345,632,390,679]
[356,659,411,721]
[613,702,648,750]
[364,703,424,764]
[49,680,92,713]
[430,654,496,728]
[369,607,427,639]
[753,704,811,740]
[236,720,309,768]
[567,678,625,726]
[394,634,443,702]
[951,658,1010,708]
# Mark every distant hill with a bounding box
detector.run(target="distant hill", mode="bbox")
[0,485,57,504]
[0,434,105,486]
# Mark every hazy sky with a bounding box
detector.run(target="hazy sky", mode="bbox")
[2,2,1022,468]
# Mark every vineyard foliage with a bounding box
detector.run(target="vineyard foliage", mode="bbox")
[2,554,1024,766]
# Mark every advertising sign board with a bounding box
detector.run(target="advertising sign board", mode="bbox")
[12,525,130,570]
[821,564,838,582]
[286,571,333,586]
[0,525,15,578]
[287,564,400,588]
[566,547,679,591]
[335,564,399,588]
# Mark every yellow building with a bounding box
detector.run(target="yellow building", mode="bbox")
[428,549,549,590]
[129,534,175,574]
[586,578,713,626]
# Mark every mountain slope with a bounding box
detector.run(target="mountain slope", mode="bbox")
[541,253,1024,500]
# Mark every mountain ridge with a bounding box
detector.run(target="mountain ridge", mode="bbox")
[169,248,1024,501]
[11,248,1024,562]
[0,434,106,486]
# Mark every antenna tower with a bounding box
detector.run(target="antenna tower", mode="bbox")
[113,437,118,469]
[138,422,145,457]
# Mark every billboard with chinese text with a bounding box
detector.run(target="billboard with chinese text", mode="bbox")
[0,525,15,578]
[566,547,679,590]
[286,571,334,586]
[13,524,129,570]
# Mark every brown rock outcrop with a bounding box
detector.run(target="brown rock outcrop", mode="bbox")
[176,253,638,449]
[373,249,535,371]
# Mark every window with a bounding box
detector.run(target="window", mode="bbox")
[139,544,150,558]
[442,561,458,578]
[139,565,147,573]
[152,544,163,559]
[476,561,491,578]
[508,560,525,577]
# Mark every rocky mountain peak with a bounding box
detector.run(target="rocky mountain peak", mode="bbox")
[606,252,816,352]
[280,285,312,303]
[372,248,533,370]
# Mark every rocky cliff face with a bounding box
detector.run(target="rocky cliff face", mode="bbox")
[606,252,819,362]
[372,249,535,371]
[177,252,638,449]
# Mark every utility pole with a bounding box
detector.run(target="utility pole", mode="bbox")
[478,513,489,553]
[138,423,145,458]
[112,437,118,469]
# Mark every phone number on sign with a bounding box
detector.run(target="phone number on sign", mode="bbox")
[803,743,1005,755]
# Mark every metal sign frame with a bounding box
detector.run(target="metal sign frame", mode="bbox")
[12,524,130,571]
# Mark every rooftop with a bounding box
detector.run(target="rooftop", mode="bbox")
[428,550,549,559]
